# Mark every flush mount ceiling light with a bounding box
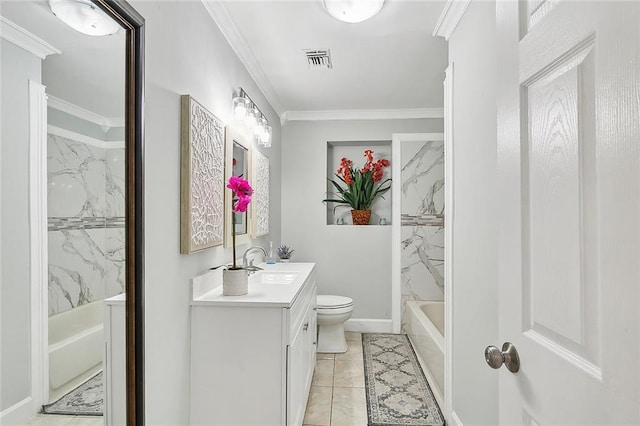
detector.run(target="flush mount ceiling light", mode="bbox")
[49,0,120,36]
[323,0,385,23]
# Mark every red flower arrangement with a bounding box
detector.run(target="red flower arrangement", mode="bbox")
[323,149,391,211]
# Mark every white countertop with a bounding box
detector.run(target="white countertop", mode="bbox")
[191,262,316,308]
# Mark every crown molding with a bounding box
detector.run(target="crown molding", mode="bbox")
[47,95,123,131]
[282,108,444,123]
[201,0,284,117]
[432,0,472,40]
[48,125,124,149]
[0,16,61,59]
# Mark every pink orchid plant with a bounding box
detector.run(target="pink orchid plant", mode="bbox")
[227,176,253,268]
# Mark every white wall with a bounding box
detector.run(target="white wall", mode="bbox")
[281,119,442,322]
[448,2,499,424]
[0,39,42,413]
[128,1,282,424]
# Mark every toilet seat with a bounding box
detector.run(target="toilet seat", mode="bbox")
[317,295,353,310]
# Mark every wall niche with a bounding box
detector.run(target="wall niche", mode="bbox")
[325,140,392,226]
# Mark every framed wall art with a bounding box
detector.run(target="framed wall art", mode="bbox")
[251,149,269,238]
[180,95,225,254]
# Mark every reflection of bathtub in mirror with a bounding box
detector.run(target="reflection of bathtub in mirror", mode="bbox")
[403,300,444,408]
[48,300,103,402]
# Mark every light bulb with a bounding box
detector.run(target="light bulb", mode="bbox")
[232,96,249,121]
[260,124,272,148]
[253,116,266,136]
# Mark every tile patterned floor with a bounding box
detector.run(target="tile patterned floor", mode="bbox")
[304,331,368,426]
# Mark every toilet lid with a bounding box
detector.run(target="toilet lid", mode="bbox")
[317,295,353,309]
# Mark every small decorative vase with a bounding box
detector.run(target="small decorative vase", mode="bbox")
[223,268,248,296]
[351,209,371,225]
[279,258,290,263]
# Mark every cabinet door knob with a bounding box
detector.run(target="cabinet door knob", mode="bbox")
[303,323,309,331]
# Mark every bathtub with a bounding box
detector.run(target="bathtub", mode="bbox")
[48,300,104,401]
[404,300,444,408]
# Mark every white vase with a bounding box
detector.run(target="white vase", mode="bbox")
[279,258,290,263]
[223,268,248,296]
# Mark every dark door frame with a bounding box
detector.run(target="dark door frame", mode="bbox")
[93,1,144,424]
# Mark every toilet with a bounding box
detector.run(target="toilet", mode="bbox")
[316,295,354,353]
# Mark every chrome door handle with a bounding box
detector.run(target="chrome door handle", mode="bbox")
[303,323,309,332]
[485,342,520,373]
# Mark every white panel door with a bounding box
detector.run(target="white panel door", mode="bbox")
[496,1,640,424]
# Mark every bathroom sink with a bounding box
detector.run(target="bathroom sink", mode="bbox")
[252,271,298,285]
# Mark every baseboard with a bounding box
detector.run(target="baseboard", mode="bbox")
[0,397,36,425]
[345,318,393,333]
[450,411,463,426]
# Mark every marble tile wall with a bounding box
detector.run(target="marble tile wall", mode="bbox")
[400,139,445,331]
[48,134,125,316]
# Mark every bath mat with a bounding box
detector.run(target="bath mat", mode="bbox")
[363,334,444,426]
[43,371,103,416]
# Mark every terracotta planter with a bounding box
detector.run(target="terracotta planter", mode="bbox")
[223,268,248,296]
[351,209,372,225]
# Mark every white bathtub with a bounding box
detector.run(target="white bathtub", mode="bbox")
[48,300,104,401]
[404,300,444,408]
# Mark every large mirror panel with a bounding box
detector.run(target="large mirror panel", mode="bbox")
[0,0,143,424]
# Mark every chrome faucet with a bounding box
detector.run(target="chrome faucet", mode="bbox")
[242,246,267,268]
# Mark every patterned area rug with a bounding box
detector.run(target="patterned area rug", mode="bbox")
[43,372,103,416]
[363,334,444,426]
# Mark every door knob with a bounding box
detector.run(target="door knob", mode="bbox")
[484,342,520,373]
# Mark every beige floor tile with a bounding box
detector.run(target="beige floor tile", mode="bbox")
[333,359,365,388]
[335,340,363,361]
[24,414,77,425]
[312,359,335,387]
[345,331,362,342]
[330,387,368,426]
[316,352,335,360]
[303,386,333,426]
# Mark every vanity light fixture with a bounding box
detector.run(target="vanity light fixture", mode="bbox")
[323,0,385,24]
[232,88,272,148]
[49,0,120,36]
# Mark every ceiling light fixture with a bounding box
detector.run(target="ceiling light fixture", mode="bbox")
[49,0,120,36]
[232,88,272,148]
[323,0,385,24]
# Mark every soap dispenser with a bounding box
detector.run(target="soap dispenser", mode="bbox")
[266,241,276,264]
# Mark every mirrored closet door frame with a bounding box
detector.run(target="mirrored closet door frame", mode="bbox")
[93,1,145,424]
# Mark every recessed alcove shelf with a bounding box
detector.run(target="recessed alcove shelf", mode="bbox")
[326,140,392,226]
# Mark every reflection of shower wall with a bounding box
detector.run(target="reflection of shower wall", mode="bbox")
[401,139,444,331]
[48,133,125,316]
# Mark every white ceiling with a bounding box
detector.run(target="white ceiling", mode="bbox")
[205,0,448,116]
[1,0,125,119]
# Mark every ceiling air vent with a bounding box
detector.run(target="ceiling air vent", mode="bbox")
[304,49,332,69]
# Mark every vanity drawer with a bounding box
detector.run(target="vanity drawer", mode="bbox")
[288,273,316,344]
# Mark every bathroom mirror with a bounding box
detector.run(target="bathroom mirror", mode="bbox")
[224,126,251,248]
[0,0,144,423]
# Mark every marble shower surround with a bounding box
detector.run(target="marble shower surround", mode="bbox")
[48,133,125,316]
[400,140,444,331]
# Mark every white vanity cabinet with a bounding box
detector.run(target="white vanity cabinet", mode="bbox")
[189,263,317,426]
